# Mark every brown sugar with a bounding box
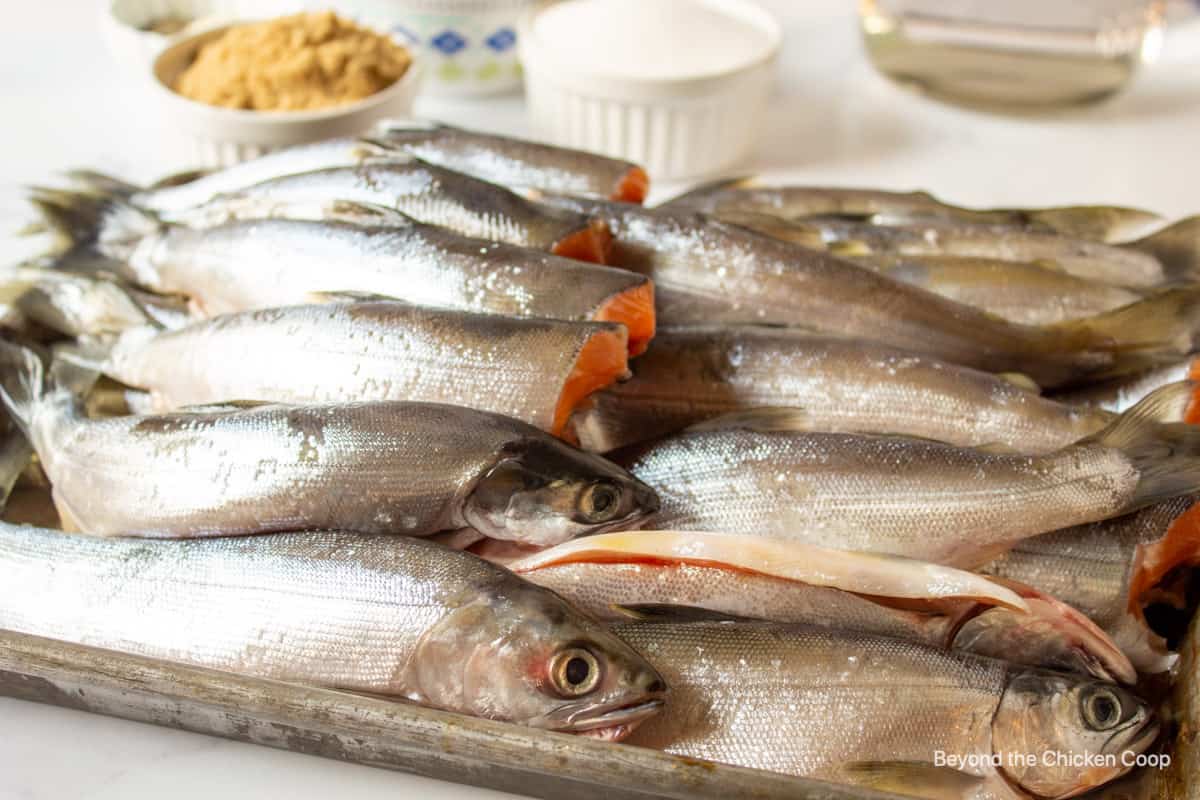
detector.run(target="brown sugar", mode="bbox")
[174,11,412,112]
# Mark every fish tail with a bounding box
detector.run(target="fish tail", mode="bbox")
[1130,215,1200,284]
[62,169,142,197]
[26,186,160,259]
[1049,286,1200,377]
[1083,381,1200,508]
[0,341,48,438]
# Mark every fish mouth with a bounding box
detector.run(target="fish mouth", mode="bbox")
[1110,714,1161,756]
[545,696,666,741]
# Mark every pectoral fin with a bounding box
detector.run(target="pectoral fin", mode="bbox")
[843,761,987,800]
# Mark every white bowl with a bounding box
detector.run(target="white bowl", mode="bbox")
[519,0,781,180]
[150,24,423,168]
[333,0,540,96]
[99,0,243,77]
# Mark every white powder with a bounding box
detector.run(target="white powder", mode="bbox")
[532,0,773,80]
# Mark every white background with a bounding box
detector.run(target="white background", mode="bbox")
[2,1,1200,798]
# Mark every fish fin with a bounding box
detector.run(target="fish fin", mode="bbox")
[842,762,985,800]
[48,355,102,400]
[62,169,142,197]
[25,186,160,259]
[176,400,272,414]
[0,340,47,437]
[50,485,86,534]
[610,604,749,623]
[371,118,447,138]
[686,407,811,434]
[1128,215,1200,283]
[1049,287,1200,377]
[0,418,32,512]
[430,528,487,551]
[147,168,211,190]
[1080,381,1200,509]
[307,290,405,305]
[996,372,1041,393]
[323,200,416,228]
[659,175,759,209]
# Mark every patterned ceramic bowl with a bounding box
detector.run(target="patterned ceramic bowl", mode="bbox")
[334,0,539,96]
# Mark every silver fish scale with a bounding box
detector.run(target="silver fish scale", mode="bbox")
[629,429,1139,565]
[0,527,486,693]
[575,328,1107,453]
[32,400,528,537]
[133,218,635,323]
[621,623,1007,782]
[108,302,614,431]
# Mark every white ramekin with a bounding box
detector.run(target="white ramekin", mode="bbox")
[519,0,781,180]
[149,24,423,168]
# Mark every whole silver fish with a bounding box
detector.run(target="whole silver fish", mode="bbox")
[42,211,654,354]
[571,326,1111,454]
[83,301,631,437]
[69,137,407,214]
[508,531,1135,683]
[851,254,1143,325]
[534,195,1200,389]
[374,120,650,203]
[174,160,613,262]
[661,181,1165,242]
[621,622,1157,799]
[1055,358,1198,414]
[733,214,1167,290]
[616,383,1200,566]
[0,523,666,738]
[0,344,658,544]
[982,497,1200,673]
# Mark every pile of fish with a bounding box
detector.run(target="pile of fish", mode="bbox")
[2,119,1199,799]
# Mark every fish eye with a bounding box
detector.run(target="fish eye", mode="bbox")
[1081,687,1123,731]
[579,481,622,522]
[550,647,601,697]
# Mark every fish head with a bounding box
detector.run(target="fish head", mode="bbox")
[463,438,660,546]
[993,672,1158,799]
[406,579,666,740]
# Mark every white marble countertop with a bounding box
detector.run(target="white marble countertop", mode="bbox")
[3,1,1200,798]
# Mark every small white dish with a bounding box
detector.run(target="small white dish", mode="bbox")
[519,0,781,180]
[150,24,423,168]
[99,0,242,76]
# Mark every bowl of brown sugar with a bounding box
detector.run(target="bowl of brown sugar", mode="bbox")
[152,11,422,167]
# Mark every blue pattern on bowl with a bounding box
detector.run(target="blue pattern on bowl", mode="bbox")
[485,27,516,52]
[431,30,467,55]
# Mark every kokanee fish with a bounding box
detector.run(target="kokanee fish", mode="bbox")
[851,253,1144,325]
[374,120,650,203]
[660,180,1165,243]
[620,622,1157,800]
[63,136,412,214]
[570,327,1116,454]
[36,159,613,265]
[33,210,654,355]
[714,213,1167,290]
[533,195,1200,389]
[508,531,1135,683]
[0,344,658,544]
[181,160,613,262]
[615,383,1200,567]
[0,524,666,739]
[982,498,1200,674]
[73,301,630,437]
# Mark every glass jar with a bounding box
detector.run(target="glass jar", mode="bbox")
[860,0,1167,109]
